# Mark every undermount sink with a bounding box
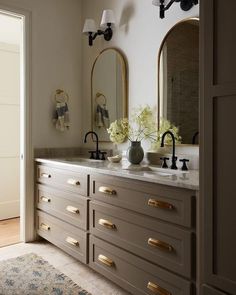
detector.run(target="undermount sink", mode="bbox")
[148,166,189,175]
[122,165,188,177]
[61,157,104,163]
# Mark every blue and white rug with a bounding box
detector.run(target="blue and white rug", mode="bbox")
[0,253,91,295]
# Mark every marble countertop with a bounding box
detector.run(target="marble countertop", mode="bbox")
[35,157,199,191]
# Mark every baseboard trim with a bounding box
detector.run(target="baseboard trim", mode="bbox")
[0,200,20,220]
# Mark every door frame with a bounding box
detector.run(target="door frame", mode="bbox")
[0,3,33,242]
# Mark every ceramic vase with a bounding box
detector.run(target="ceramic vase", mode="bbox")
[126,141,144,165]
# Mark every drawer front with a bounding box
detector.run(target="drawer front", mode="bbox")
[36,185,89,230]
[90,236,191,295]
[90,201,192,278]
[202,285,227,295]
[37,164,88,196]
[36,210,88,264]
[90,174,194,228]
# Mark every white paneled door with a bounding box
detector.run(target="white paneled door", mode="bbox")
[0,19,21,220]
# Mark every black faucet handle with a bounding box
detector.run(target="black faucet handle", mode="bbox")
[171,156,178,170]
[160,157,169,169]
[179,159,189,171]
[88,151,95,159]
[99,151,107,160]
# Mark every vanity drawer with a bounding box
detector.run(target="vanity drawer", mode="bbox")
[36,185,89,230]
[90,236,192,295]
[37,164,88,196]
[36,210,88,264]
[90,174,194,228]
[90,201,192,278]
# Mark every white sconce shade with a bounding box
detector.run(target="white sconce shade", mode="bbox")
[83,19,97,34]
[100,10,115,27]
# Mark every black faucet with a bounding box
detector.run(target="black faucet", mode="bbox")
[161,131,178,170]
[84,131,100,160]
[192,131,199,145]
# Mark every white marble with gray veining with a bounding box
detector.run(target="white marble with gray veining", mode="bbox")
[35,157,199,191]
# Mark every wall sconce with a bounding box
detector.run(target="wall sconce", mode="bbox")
[152,0,198,19]
[83,10,115,46]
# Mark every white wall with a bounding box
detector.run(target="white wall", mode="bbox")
[81,0,199,150]
[0,0,83,148]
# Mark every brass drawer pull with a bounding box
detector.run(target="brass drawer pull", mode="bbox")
[98,219,116,230]
[41,173,51,179]
[40,223,50,231]
[40,196,51,203]
[67,179,80,186]
[147,282,172,295]
[66,237,79,247]
[148,238,173,252]
[148,199,174,210]
[98,186,117,196]
[66,206,80,214]
[98,254,114,267]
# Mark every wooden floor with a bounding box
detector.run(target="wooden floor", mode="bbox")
[0,218,20,248]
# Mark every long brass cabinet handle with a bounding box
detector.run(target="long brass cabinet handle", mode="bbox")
[40,223,50,231]
[147,282,172,295]
[98,186,117,196]
[148,199,174,210]
[40,196,51,203]
[98,219,116,230]
[67,179,80,186]
[148,238,174,252]
[41,173,51,179]
[98,254,114,267]
[66,206,80,214]
[66,237,79,247]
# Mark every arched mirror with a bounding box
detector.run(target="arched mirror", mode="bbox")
[91,48,128,142]
[158,18,199,145]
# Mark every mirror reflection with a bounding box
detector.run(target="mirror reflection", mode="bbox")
[91,48,128,142]
[158,18,199,144]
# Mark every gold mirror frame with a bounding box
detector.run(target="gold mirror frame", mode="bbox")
[157,17,199,146]
[91,48,128,142]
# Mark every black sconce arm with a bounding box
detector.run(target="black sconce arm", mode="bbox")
[159,0,199,19]
[88,23,113,46]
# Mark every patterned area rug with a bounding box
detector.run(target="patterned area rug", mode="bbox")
[0,253,91,295]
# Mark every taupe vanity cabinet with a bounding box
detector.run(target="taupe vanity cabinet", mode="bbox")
[35,160,198,295]
[200,0,236,294]
[89,173,196,295]
[35,163,90,264]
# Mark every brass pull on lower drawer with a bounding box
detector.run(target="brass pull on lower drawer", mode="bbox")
[98,254,114,267]
[40,223,50,231]
[40,196,51,203]
[148,199,174,210]
[66,206,80,214]
[66,237,79,247]
[148,238,173,252]
[98,219,116,230]
[67,179,80,186]
[98,186,117,196]
[147,282,172,295]
[41,173,51,179]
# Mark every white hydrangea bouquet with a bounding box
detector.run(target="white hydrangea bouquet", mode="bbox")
[107,105,157,144]
[107,105,181,147]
